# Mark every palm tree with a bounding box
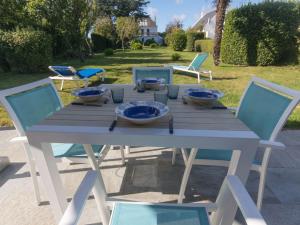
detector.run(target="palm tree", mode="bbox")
[213,0,230,66]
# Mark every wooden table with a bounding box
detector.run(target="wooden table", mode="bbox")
[27,84,259,225]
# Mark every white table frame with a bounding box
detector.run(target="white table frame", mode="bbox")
[26,85,259,225]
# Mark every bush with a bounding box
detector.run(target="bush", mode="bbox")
[194,40,214,53]
[144,38,157,46]
[171,53,181,61]
[221,2,299,66]
[169,30,187,51]
[91,33,113,52]
[104,48,114,56]
[186,31,205,51]
[150,43,158,48]
[130,42,143,50]
[0,29,52,73]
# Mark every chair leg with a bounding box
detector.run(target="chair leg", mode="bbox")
[84,79,89,88]
[120,146,125,165]
[257,169,266,210]
[197,73,200,84]
[178,148,197,203]
[125,146,130,154]
[171,148,177,165]
[209,71,212,81]
[60,80,64,90]
[23,143,42,205]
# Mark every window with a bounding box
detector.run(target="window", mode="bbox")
[147,29,150,36]
[141,29,144,35]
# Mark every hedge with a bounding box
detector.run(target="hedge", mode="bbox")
[0,29,52,73]
[194,40,214,53]
[91,33,113,52]
[221,2,299,66]
[186,31,205,51]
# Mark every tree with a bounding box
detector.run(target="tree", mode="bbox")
[115,17,139,50]
[26,0,98,58]
[165,19,183,34]
[97,0,149,19]
[213,0,230,66]
[94,16,115,40]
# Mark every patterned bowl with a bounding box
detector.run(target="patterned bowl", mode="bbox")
[72,87,107,102]
[185,88,224,105]
[115,101,169,125]
[140,78,165,90]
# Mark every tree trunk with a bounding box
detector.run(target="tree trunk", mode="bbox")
[213,0,230,66]
[122,39,125,51]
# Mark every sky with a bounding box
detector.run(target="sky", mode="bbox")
[146,0,263,32]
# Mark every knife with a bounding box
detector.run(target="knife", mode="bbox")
[169,115,174,134]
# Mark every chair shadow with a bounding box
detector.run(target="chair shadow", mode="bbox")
[0,162,26,187]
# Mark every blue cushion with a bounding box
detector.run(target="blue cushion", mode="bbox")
[187,149,262,165]
[110,202,209,225]
[50,66,75,76]
[76,68,104,79]
[51,143,104,158]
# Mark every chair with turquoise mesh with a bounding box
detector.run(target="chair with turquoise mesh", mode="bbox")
[58,171,267,225]
[167,53,212,83]
[173,76,300,209]
[132,67,173,85]
[49,65,106,90]
[0,78,125,205]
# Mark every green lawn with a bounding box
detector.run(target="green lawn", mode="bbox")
[1,47,300,128]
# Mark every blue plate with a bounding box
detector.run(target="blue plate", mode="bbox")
[188,91,217,99]
[78,90,103,97]
[124,106,160,119]
[115,101,169,125]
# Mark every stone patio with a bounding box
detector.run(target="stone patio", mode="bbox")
[1,128,300,225]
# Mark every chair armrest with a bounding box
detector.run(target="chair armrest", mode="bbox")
[226,176,267,225]
[259,140,285,150]
[59,171,97,225]
[10,136,28,143]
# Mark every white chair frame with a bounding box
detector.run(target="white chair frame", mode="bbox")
[173,76,300,209]
[170,54,212,83]
[0,78,124,205]
[49,66,106,90]
[58,171,267,225]
[132,66,173,84]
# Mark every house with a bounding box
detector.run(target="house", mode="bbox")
[192,10,216,39]
[138,17,163,45]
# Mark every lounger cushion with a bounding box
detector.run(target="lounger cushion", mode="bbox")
[187,149,262,165]
[50,66,75,76]
[51,143,104,158]
[76,68,105,79]
[110,202,210,225]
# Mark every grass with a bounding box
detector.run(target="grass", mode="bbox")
[1,47,300,128]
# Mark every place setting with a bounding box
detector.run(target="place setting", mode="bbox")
[71,86,110,107]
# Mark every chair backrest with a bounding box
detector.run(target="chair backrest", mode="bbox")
[188,53,208,71]
[49,66,77,77]
[132,67,173,84]
[236,77,300,141]
[0,78,63,136]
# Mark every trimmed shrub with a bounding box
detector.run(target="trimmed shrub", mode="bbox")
[91,33,113,52]
[171,53,181,61]
[104,48,114,56]
[150,43,158,48]
[130,42,143,50]
[0,29,52,73]
[186,31,205,51]
[170,30,187,51]
[144,38,157,46]
[194,40,214,53]
[221,2,299,66]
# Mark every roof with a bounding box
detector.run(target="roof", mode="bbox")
[139,17,157,28]
[192,10,216,29]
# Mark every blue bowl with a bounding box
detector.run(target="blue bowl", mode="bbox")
[78,90,103,97]
[124,106,160,119]
[143,79,159,84]
[188,91,217,99]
